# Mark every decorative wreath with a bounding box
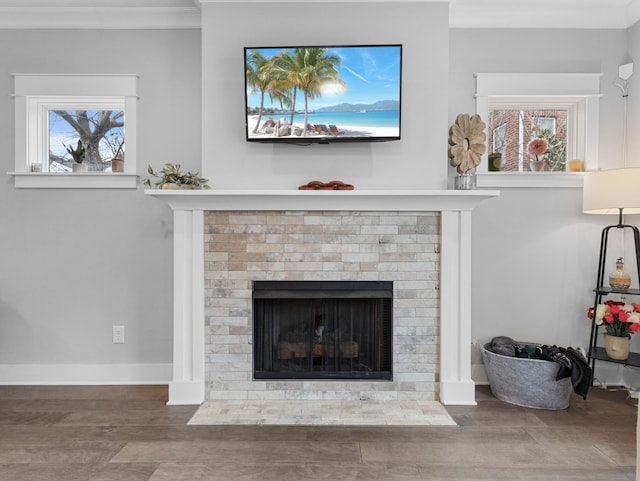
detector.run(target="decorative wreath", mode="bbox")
[448,114,486,173]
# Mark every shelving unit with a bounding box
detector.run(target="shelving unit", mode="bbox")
[587,217,640,378]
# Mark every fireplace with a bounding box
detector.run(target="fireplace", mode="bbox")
[253,281,393,380]
[146,189,499,405]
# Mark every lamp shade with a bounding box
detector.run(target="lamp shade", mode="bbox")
[583,168,640,215]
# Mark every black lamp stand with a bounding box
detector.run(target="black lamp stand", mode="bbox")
[588,208,640,377]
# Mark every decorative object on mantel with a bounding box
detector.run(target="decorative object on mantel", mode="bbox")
[609,257,632,291]
[587,300,640,360]
[448,113,486,190]
[143,163,210,190]
[65,140,87,173]
[298,180,354,190]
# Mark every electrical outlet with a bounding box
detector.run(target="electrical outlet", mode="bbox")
[113,325,125,344]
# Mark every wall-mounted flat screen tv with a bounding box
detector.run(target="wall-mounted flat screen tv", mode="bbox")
[244,44,402,144]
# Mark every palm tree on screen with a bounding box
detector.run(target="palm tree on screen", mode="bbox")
[272,48,345,136]
[246,49,273,134]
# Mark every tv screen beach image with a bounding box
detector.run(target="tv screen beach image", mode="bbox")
[244,45,402,142]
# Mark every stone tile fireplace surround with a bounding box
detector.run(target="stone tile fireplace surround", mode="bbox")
[146,190,498,406]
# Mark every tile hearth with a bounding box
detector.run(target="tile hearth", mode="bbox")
[188,399,457,426]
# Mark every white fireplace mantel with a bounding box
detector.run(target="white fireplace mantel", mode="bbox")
[146,189,500,406]
[146,188,498,212]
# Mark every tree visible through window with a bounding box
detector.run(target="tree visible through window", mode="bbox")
[49,110,125,172]
[492,124,506,155]
[488,109,567,172]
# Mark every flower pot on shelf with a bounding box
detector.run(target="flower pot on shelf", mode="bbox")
[604,334,631,361]
[111,159,124,173]
[161,183,196,190]
[529,160,547,172]
[143,163,210,190]
[72,163,88,173]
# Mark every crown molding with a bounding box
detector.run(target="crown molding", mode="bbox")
[630,0,640,26]
[0,6,201,29]
[450,1,640,29]
[0,0,637,30]
[195,0,447,2]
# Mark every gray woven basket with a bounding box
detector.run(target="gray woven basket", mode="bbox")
[482,343,572,410]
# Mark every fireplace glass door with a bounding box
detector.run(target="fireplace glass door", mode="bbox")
[253,281,392,380]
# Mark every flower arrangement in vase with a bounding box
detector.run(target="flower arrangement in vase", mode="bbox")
[587,300,640,360]
[526,137,548,172]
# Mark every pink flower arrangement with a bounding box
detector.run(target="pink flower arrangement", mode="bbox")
[527,138,548,161]
[587,300,640,338]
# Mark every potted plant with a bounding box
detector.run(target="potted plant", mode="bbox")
[107,131,125,173]
[65,140,87,172]
[587,300,640,360]
[111,154,125,173]
[143,163,210,190]
[526,137,548,172]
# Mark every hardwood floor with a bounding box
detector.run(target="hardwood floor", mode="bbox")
[0,384,636,481]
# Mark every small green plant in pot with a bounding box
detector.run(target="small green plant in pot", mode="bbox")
[65,140,87,172]
[143,163,210,189]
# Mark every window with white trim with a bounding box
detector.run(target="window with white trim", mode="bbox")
[488,107,568,172]
[475,73,601,188]
[11,74,138,188]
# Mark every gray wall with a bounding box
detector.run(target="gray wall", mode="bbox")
[628,20,640,164]
[449,28,639,382]
[0,29,201,382]
[201,1,450,189]
[0,10,637,387]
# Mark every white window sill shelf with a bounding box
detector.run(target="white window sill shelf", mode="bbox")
[8,172,138,189]
[476,172,586,188]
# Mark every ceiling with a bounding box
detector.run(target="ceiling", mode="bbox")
[0,0,637,29]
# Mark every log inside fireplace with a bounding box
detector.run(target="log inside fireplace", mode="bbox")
[253,281,393,380]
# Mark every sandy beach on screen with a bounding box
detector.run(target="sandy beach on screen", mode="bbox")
[247,115,398,139]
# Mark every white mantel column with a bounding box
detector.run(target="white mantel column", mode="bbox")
[167,209,205,405]
[439,210,476,405]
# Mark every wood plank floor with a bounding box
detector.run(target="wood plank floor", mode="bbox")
[0,384,636,481]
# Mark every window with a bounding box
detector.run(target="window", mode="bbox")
[488,108,567,172]
[475,73,601,187]
[11,74,138,188]
[49,108,125,172]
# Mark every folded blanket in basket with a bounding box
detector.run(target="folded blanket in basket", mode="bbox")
[487,336,592,400]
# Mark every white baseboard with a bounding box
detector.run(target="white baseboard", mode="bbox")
[0,363,172,385]
[472,363,489,385]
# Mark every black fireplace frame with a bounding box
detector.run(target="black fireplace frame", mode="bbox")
[252,281,393,381]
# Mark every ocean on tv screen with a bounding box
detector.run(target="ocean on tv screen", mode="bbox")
[245,45,401,141]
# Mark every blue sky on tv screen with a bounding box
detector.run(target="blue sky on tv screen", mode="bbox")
[245,45,401,111]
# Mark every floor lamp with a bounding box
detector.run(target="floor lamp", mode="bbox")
[583,168,640,374]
